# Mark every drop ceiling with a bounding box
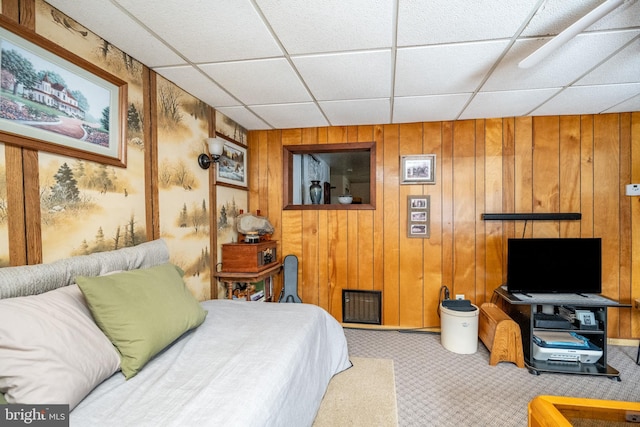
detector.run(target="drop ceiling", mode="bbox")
[46,0,640,131]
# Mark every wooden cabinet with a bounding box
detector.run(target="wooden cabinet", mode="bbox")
[215,241,281,301]
[221,241,277,273]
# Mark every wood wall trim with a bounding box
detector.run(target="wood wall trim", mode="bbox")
[23,149,41,264]
[19,0,34,29]
[5,145,27,265]
[209,107,217,299]
[145,68,159,240]
[2,0,19,22]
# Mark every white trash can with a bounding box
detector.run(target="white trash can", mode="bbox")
[440,301,479,354]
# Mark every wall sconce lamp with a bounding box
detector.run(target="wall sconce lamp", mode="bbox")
[198,137,225,169]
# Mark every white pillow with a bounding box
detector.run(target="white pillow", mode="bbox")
[0,285,120,409]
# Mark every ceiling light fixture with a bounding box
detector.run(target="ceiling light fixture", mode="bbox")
[518,0,625,69]
[198,137,225,169]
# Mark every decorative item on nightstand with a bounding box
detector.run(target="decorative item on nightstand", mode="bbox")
[244,232,260,244]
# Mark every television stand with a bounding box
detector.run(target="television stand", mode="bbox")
[493,286,630,380]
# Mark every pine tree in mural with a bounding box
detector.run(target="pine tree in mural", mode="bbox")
[128,103,141,132]
[113,225,121,250]
[179,203,188,228]
[201,246,210,271]
[219,204,227,228]
[125,214,137,247]
[97,164,114,193]
[95,226,106,251]
[51,162,80,203]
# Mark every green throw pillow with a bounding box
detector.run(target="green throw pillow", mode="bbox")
[76,263,207,379]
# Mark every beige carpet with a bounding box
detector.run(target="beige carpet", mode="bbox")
[313,357,398,427]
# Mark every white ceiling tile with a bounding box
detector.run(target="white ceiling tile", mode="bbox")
[319,99,391,126]
[393,94,471,123]
[256,0,393,54]
[115,0,282,62]
[602,92,640,113]
[292,51,391,101]
[249,103,329,129]
[200,58,311,105]
[45,0,185,67]
[216,106,271,130]
[154,66,241,108]
[395,41,510,96]
[484,30,640,91]
[397,0,539,46]
[532,83,640,116]
[460,88,561,119]
[577,37,640,85]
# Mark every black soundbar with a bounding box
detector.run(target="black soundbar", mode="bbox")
[481,213,582,221]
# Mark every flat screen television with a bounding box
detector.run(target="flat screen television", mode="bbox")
[506,238,602,294]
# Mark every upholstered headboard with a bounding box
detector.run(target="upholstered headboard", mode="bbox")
[0,239,170,299]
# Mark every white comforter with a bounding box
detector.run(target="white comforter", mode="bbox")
[70,300,351,427]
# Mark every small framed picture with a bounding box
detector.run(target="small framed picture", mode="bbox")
[410,224,428,235]
[401,154,436,185]
[410,211,427,222]
[410,198,427,209]
[216,137,248,188]
[407,195,430,238]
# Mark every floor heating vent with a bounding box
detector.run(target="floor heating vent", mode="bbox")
[342,290,382,325]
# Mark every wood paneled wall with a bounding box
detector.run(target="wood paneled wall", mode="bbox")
[248,113,640,339]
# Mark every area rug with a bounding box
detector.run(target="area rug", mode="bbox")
[313,357,398,427]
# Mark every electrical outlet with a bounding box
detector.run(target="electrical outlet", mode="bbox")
[455,294,465,300]
[625,411,640,423]
[626,184,640,196]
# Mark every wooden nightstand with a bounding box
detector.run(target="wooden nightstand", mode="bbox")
[214,262,282,301]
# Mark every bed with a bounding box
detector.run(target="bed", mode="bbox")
[0,239,351,426]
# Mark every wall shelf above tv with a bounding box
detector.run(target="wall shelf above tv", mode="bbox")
[481,213,581,221]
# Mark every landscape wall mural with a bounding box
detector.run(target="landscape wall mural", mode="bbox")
[215,185,248,298]
[156,75,211,301]
[34,0,147,262]
[216,110,247,146]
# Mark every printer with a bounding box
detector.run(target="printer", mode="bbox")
[532,331,602,364]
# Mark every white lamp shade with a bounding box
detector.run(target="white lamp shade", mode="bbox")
[207,137,225,156]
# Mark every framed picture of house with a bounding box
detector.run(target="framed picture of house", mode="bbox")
[216,137,247,188]
[400,154,436,185]
[407,195,430,238]
[0,16,127,167]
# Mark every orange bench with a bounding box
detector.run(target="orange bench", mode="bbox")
[478,302,524,368]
